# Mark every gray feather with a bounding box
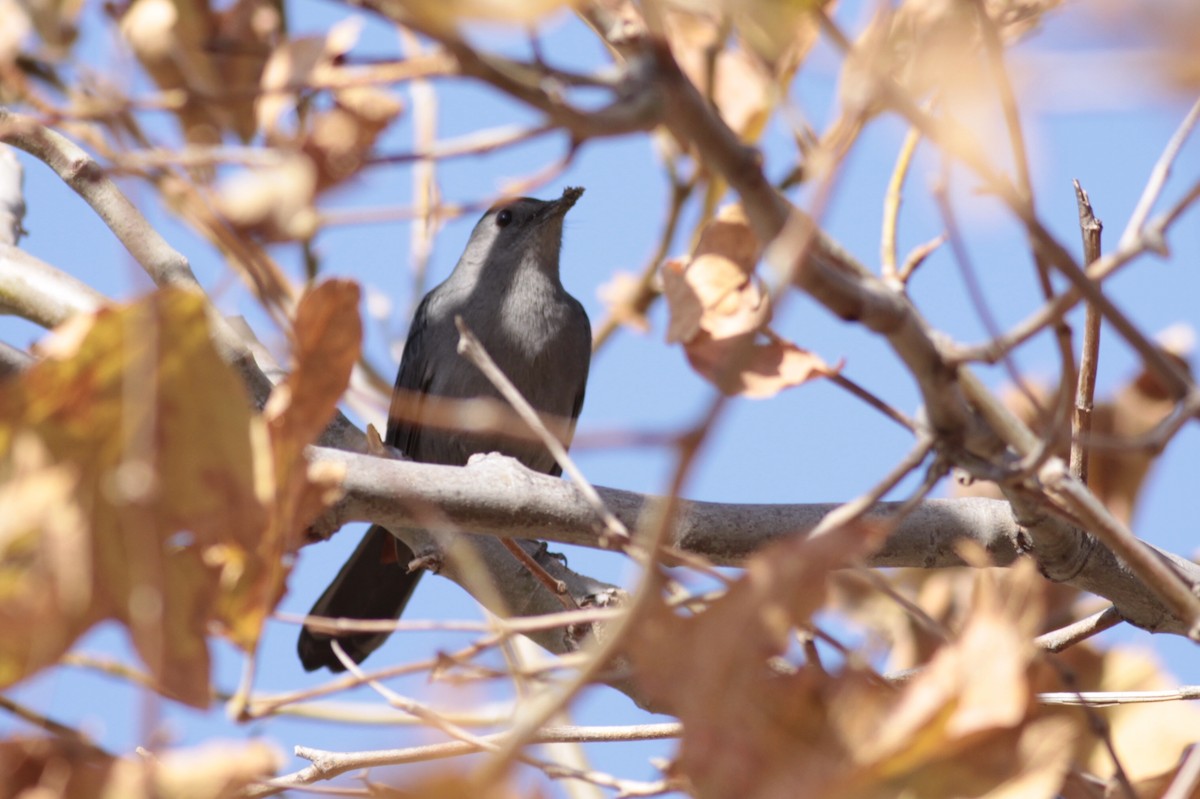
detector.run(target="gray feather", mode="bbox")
[298,187,591,672]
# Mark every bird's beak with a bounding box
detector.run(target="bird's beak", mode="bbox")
[549,186,584,216]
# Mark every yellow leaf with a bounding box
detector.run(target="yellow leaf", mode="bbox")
[0,287,271,706]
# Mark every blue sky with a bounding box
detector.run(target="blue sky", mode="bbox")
[3,0,1200,793]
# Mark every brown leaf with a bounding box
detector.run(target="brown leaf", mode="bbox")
[683,330,835,398]
[664,4,821,141]
[210,0,281,141]
[662,204,833,397]
[212,154,318,242]
[256,18,362,137]
[303,86,403,190]
[663,205,763,343]
[0,736,280,799]
[0,288,272,706]
[632,547,1078,799]
[953,330,1193,525]
[839,0,1063,140]
[119,0,226,148]
[628,520,889,798]
[217,281,359,648]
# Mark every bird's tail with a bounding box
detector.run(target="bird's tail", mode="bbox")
[297,525,423,672]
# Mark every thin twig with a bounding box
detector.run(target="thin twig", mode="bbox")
[247,724,680,798]
[1034,605,1120,653]
[1119,96,1200,249]
[1036,686,1200,705]
[0,694,112,758]
[1071,180,1103,484]
[896,232,946,284]
[881,125,921,281]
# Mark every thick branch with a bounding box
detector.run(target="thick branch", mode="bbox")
[313,446,1200,637]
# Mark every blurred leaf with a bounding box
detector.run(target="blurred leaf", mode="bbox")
[211,0,282,141]
[231,18,401,241]
[632,548,1079,798]
[628,519,888,798]
[213,154,319,242]
[0,736,280,799]
[392,0,572,30]
[839,0,1063,140]
[0,0,32,67]
[303,86,403,189]
[256,18,362,137]
[1084,648,1200,784]
[218,280,359,648]
[662,2,824,141]
[0,288,272,706]
[119,0,225,148]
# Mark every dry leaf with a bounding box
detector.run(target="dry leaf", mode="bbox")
[0,736,280,799]
[213,155,318,241]
[256,18,362,137]
[662,204,834,397]
[304,86,404,189]
[217,281,359,647]
[119,0,226,148]
[631,546,1078,799]
[628,520,889,798]
[0,288,273,706]
[210,0,281,141]
[0,0,32,66]
[664,3,822,141]
[839,0,1063,149]
[396,0,572,32]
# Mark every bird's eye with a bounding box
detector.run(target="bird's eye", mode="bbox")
[495,209,513,228]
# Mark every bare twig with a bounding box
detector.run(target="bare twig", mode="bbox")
[1071,180,1103,484]
[0,694,112,759]
[881,125,921,281]
[1119,96,1200,249]
[247,724,680,798]
[1034,605,1121,653]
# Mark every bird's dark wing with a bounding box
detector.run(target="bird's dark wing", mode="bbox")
[551,297,592,478]
[386,292,436,457]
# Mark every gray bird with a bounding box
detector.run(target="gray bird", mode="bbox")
[298,186,591,672]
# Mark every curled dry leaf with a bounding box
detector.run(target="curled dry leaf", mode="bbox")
[0,285,354,705]
[632,543,1077,799]
[662,204,834,397]
[0,737,281,799]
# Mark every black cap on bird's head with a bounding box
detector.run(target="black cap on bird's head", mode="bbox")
[457,187,585,280]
